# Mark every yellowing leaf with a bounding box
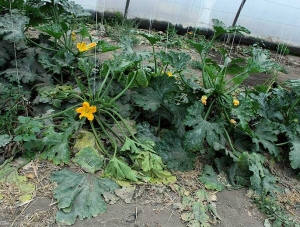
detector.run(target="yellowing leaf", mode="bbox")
[0,162,34,203]
[72,146,104,173]
[73,130,96,151]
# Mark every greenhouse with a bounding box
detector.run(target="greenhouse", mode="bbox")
[0,0,300,226]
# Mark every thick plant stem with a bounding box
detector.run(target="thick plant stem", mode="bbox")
[152,45,157,73]
[90,121,111,158]
[99,109,128,138]
[96,68,111,100]
[35,104,81,120]
[95,117,118,157]
[109,71,137,104]
[106,108,137,140]
[204,99,216,120]
[223,128,238,161]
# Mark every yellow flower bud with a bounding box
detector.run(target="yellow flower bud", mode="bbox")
[233,98,239,106]
[71,31,76,41]
[201,95,207,105]
[230,119,237,124]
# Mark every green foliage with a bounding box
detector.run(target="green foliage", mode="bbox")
[183,102,225,151]
[0,11,29,42]
[104,156,138,182]
[156,130,195,171]
[277,43,290,55]
[132,75,178,111]
[40,129,71,165]
[51,169,118,225]
[199,165,225,191]
[254,195,300,227]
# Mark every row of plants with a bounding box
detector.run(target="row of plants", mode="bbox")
[0,0,299,226]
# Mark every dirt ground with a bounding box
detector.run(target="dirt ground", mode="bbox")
[1,40,300,227]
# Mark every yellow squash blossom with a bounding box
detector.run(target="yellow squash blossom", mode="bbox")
[166,71,173,77]
[76,102,97,121]
[188,31,193,35]
[71,31,76,41]
[230,119,237,124]
[233,98,239,106]
[201,95,207,105]
[76,42,97,52]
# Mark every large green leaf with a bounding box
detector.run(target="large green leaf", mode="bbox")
[0,12,29,42]
[3,54,39,83]
[51,169,118,225]
[231,95,255,131]
[156,51,191,71]
[132,75,178,111]
[289,137,300,169]
[60,0,91,17]
[38,23,65,39]
[156,130,195,171]
[199,165,225,191]
[252,119,280,156]
[183,102,224,151]
[40,130,71,165]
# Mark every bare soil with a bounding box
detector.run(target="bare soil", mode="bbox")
[1,39,300,227]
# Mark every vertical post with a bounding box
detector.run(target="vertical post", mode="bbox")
[124,0,130,19]
[232,0,247,26]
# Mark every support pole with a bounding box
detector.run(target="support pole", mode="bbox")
[232,0,247,26]
[124,0,130,19]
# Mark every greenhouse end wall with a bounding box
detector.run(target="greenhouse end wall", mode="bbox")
[74,0,300,48]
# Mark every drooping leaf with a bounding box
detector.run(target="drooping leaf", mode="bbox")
[132,75,178,111]
[156,130,195,171]
[199,165,225,191]
[97,40,120,53]
[72,146,104,173]
[289,137,300,169]
[139,32,160,45]
[51,169,118,225]
[38,23,65,39]
[183,102,224,151]
[104,156,138,182]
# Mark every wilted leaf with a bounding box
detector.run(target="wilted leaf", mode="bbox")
[51,169,118,225]
[0,162,34,203]
[199,165,225,191]
[72,146,104,173]
[73,130,96,152]
[104,157,138,182]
